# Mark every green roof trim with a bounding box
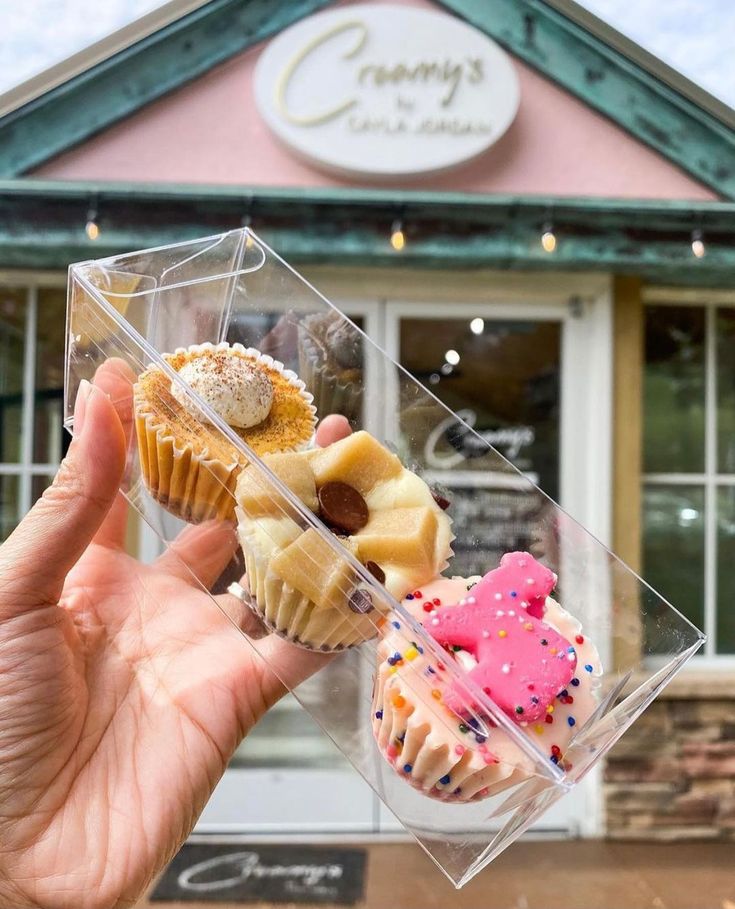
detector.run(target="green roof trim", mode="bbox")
[2,180,734,285]
[0,0,331,178]
[0,0,733,197]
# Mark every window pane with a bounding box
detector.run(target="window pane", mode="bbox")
[642,485,705,646]
[644,306,705,474]
[399,318,561,498]
[31,473,55,508]
[0,475,20,541]
[717,308,735,474]
[717,486,735,654]
[34,288,67,465]
[0,289,27,464]
[231,696,348,770]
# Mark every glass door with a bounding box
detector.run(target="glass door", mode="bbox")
[379,286,612,835]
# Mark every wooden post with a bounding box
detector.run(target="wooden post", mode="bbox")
[612,275,644,668]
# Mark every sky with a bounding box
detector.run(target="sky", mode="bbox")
[0,0,733,109]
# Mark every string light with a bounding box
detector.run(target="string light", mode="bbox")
[470,317,484,335]
[241,211,254,248]
[445,349,460,366]
[541,222,557,254]
[691,229,706,259]
[390,219,405,252]
[85,198,100,241]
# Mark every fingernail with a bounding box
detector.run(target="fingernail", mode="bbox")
[74,380,91,435]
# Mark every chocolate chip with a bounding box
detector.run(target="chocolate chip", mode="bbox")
[432,492,451,510]
[318,481,369,534]
[348,589,374,614]
[365,560,385,584]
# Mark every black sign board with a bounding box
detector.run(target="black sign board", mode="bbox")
[151,842,367,905]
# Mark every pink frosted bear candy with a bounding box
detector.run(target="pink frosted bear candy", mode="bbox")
[426,552,577,724]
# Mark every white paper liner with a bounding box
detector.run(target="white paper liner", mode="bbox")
[238,515,379,652]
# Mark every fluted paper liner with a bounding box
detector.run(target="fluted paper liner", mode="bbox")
[134,342,316,523]
[237,513,379,651]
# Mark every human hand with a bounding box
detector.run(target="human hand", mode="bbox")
[0,360,351,909]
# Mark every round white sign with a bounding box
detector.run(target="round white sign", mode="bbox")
[253,3,520,179]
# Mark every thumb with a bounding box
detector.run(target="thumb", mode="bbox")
[0,380,127,614]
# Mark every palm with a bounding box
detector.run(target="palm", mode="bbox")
[0,508,293,908]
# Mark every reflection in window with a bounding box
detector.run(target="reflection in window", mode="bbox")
[644,306,705,474]
[717,487,735,654]
[35,288,67,464]
[0,475,19,542]
[399,317,560,578]
[717,309,735,475]
[642,485,705,644]
[0,289,27,465]
[399,318,560,496]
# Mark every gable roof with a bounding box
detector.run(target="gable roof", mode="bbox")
[1,0,734,198]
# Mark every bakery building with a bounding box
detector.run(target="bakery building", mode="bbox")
[1,0,734,846]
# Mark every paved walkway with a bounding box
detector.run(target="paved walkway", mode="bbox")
[141,840,734,909]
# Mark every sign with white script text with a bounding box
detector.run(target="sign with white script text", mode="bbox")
[151,843,367,904]
[253,4,520,178]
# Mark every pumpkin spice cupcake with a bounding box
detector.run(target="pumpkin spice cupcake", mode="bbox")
[134,342,316,523]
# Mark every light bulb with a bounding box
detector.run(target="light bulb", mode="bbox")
[390,219,405,251]
[470,317,484,335]
[691,230,705,259]
[445,349,460,366]
[541,223,556,253]
[85,214,100,241]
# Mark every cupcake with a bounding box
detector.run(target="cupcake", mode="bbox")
[299,311,363,426]
[372,552,601,802]
[235,430,454,651]
[134,342,316,523]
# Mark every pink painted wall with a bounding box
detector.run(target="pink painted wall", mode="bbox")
[34,0,717,200]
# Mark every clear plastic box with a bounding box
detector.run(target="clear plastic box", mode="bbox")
[65,229,704,888]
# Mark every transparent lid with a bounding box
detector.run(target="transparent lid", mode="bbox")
[66,229,704,886]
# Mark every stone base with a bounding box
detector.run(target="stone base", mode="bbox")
[605,695,735,840]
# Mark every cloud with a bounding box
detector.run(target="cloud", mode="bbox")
[580,0,735,106]
[0,0,162,94]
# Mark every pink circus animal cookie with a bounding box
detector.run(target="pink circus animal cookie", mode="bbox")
[427,553,576,724]
[371,569,602,802]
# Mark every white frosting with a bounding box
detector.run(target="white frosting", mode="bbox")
[172,352,273,429]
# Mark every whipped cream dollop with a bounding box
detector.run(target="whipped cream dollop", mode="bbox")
[172,352,273,429]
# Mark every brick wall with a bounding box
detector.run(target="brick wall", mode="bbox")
[605,693,735,840]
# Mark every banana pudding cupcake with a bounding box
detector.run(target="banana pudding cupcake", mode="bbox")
[134,342,316,523]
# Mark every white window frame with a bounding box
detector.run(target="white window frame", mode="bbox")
[643,287,735,667]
